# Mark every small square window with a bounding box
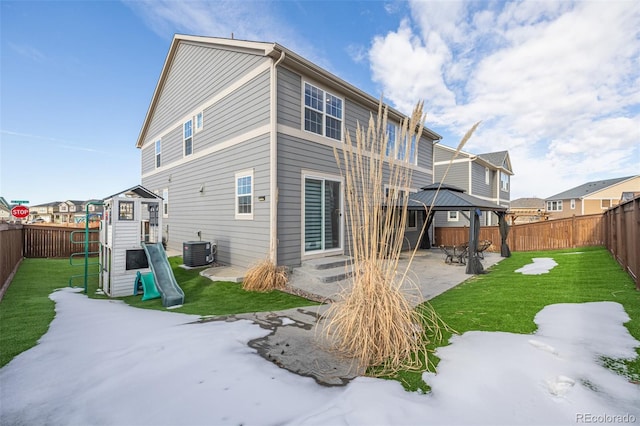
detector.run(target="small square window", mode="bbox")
[119,201,134,221]
[448,211,459,222]
[194,112,203,133]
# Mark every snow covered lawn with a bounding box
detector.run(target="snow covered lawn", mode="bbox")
[1,287,639,425]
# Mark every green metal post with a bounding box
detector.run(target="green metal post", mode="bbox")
[83,201,103,293]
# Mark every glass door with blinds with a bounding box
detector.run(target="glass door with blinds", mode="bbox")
[304,176,342,255]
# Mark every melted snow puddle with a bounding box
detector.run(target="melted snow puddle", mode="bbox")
[516,258,558,275]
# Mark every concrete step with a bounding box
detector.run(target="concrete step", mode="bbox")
[295,259,355,284]
[300,255,353,271]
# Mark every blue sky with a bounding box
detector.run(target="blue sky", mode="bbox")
[1,0,639,206]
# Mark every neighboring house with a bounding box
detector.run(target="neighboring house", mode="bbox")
[136,34,442,269]
[29,202,58,223]
[433,145,513,227]
[545,175,640,220]
[0,197,10,221]
[508,197,547,224]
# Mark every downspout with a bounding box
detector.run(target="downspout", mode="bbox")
[269,49,285,264]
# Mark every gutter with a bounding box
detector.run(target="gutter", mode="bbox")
[268,48,286,264]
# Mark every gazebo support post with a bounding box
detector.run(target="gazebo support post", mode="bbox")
[466,208,484,274]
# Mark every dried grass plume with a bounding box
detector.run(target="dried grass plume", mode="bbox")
[242,259,288,292]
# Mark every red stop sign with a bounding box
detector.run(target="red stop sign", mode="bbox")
[11,205,30,218]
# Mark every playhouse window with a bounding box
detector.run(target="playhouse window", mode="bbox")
[448,211,459,222]
[162,189,168,218]
[119,201,134,221]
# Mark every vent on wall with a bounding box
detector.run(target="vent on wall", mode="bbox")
[183,241,213,267]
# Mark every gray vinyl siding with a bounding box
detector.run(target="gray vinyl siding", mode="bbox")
[277,68,302,128]
[202,70,270,147]
[471,163,491,197]
[434,162,469,190]
[434,146,456,162]
[142,136,271,268]
[277,135,344,268]
[145,42,268,142]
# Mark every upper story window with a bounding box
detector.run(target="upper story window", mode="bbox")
[184,120,193,156]
[304,82,343,141]
[194,111,203,133]
[601,199,612,209]
[386,123,417,164]
[485,167,490,185]
[59,204,68,212]
[547,200,562,211]
[570,199,576,209]
[500,172,509,191]
[155,140,161,168]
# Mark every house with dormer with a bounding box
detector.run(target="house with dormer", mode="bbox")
[136,34,443,269]
[433,145,513,227]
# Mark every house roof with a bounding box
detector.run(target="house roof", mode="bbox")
[477,151,512,173]
[435,145,513,174]
[103,185,161,200]
[136,34,442,148]
[405,183,508,211]
[546,175,638,200]
[509,197,545,209]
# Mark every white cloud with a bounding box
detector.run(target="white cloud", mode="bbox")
[369,0,640,198]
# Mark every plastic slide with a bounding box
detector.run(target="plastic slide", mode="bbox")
[141,242,185,308]
[134,271,161,301]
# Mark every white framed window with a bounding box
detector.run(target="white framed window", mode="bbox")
[162,189,168,218]
[485,167,490,185]
[235,170,254,220]
[194,111,203,133]
[386,123,397,158]
[547,200,563,211]
[303,82,343,141]
[500,172,509,191]
[155,140,161,168]
[601,199,611,209]
[385,123,417,164]
[448,211,459,222]
[407,210,417,230]
[59,204,68,212]
[183,119,193,156]
[119,201,135,221]
[570,199,575,210]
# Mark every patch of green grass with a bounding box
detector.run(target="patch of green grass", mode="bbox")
[0,258,77,368]
[114,256,318,316]
[1,256,317,367]
[390,246,640,392]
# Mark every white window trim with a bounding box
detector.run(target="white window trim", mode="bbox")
[546,200,563,212]
[407,210,418,231]
[485,167,490,185]
[385,122,418,165]
[448,211,459,222]
[155,139,161,169]
[194,111,203,133]
[183,119,193,157]
[162,189,169,218]
[601,199,612,209]
[500,172,509,191]
[235,169,254,220]
[302,81,344,142]
[570,199,575,210]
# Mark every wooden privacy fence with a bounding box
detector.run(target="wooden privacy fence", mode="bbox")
[603,196,639,289]
[435,214,605,253]
[0,223,24,299]
[23,224,100,258]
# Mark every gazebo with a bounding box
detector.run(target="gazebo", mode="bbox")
[407,183,511,274]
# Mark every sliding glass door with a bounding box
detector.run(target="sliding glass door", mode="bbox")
[304,176,342,254]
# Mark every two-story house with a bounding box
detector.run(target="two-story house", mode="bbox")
[0,197,11,222]
[136,34,442,269]
[29,202,58,223]
[545,175,640,219]
[433,144,513,228]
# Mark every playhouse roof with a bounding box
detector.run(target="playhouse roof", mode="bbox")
[103,185,161,200]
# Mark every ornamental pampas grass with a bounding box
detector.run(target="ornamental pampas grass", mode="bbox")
[322,101,436,373]
[242,259,287,292]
